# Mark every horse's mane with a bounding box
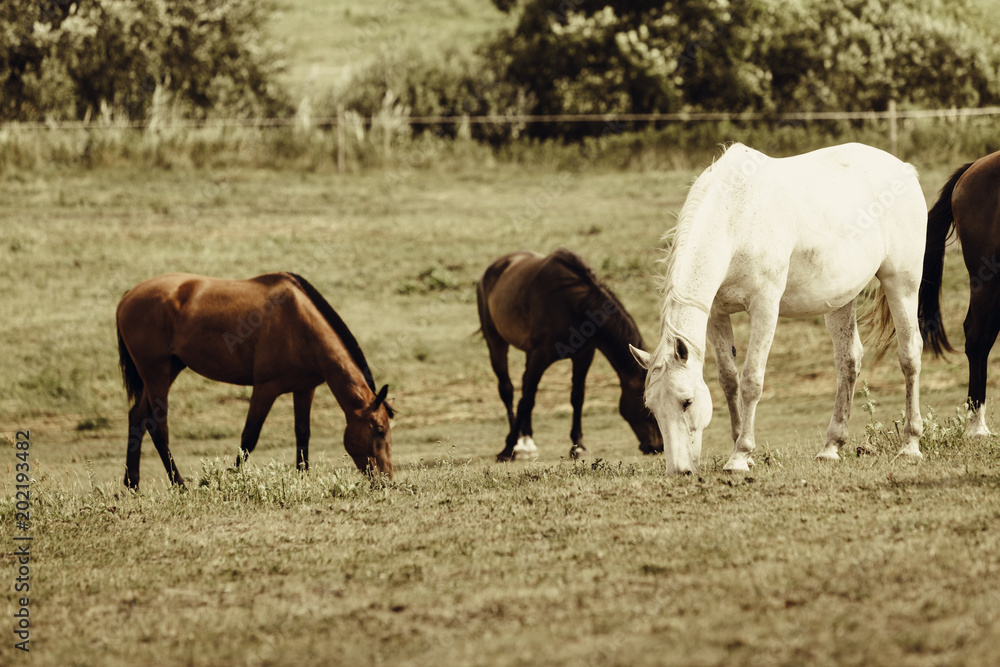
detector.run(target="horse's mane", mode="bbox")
[654,144,738,359]
[548,248,645,366]
[286,273,393,417]
[657,144,736,293]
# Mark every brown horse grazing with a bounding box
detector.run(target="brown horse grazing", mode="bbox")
[920,149,1000,437]
[116,272,394,489]
[477,248,662,461]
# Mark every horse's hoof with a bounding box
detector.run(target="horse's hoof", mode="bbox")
[569,445,587,460]
[895,445,923,461]
[723,454,753,472]
[512,436,538,460]
[640,446,663,455]
[496,451,515,463]
[815,448,840,462]
[967,424,992,439]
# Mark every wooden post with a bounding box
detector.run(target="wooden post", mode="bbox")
[887,99,898,156]
[337,104,346,174]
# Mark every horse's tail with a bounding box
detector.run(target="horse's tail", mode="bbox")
[918,162,971,357]
[117,327,144,404]
[863,285,897,365]
[475,263,500,339]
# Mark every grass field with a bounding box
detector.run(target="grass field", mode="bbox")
[4,0,1000,663]
[3,156,1000,665]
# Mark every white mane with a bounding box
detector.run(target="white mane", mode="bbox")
[653,144,742,360]
[657,143,743,296]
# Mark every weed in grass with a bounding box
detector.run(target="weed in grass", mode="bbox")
[75,415,111,431]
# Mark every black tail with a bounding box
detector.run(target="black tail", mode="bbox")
[919,162,972,357]
[117,328,144,404]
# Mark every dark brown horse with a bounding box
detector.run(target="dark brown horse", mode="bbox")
[116,272,394,488]
[477,248,662,461]
[920,149,1000,437]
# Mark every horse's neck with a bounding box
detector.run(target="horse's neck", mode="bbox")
[658,235,725,364]
[593,320,645,383]
[316,339,373,416]
[657,300,711,366]
[670,225,732,305]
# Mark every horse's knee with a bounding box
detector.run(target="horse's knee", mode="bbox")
[741,375,763,403]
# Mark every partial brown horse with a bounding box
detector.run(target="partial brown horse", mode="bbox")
[477,248,662,461]
[920,149,1000,436]
[116,272,394,488]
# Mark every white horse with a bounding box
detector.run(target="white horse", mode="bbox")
[630,142,927,475]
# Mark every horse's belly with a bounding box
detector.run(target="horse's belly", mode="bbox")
[177,346,256,386]
[779,261,877,317]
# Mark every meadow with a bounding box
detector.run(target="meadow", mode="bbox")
[3,0,1000,664]
[2,154,1000,665]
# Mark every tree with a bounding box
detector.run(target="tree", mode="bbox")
[483,0,1000,138]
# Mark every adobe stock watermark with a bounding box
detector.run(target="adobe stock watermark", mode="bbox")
[555,299,619,358]
[970,254,1000,292]
[509,170,574,232]
[349,1,404,56]
[222,290,291,352]
[508,119,626,232]
[850,178,911,241]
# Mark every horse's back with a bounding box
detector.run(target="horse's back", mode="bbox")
[705,143,926,317]
[479,249,592,351]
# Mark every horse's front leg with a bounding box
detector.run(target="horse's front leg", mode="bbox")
[568,347,595,460]
[707,312,742,446]
[293,388,316,470]
[816,300,863,460]
[236,385,280,467]
[724,296,781,472]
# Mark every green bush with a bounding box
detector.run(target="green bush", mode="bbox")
[330,46,533,145]
[481,0,1000,139]
[0,0,289,122]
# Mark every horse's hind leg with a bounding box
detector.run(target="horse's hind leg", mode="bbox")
[963,286,1000,437]
[124,392,151,489]
[568,347,596,460]
[482,323,531,459]
[497,351,551,462]
[816,300,863,461]
[144,357,188,487]
[880,275,924,457]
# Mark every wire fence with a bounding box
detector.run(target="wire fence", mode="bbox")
[6,104,1000,129]
[4,103,999,172]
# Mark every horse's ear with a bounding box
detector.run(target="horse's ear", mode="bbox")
[630,344,652,369]
[675,338,688,362]
[372,384,389,411]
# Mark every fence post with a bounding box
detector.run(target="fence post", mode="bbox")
[337,104,346,174]
[887,99,898,156]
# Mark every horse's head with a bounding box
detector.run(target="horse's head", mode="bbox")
[630,338,712,475]
[344,384,394,479]
[619,373,663,454]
